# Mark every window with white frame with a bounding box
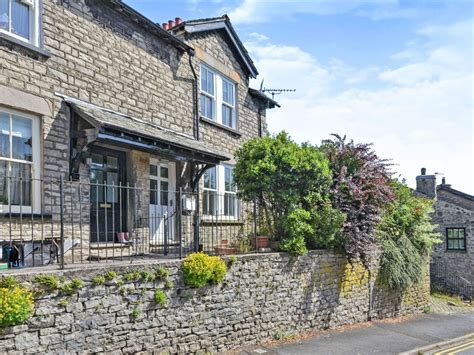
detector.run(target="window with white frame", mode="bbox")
[200,65,237,129]
[0,0,41,46]
[0,108,41,213]
[203,165,239,219]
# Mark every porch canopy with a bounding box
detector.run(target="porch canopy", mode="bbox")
[65,97,232,177]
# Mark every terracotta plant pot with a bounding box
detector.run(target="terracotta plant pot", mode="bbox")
[251,236,270,249]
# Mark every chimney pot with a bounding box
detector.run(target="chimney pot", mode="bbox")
[162,23,169,30]
[442,177,446,185]
[168,20,175,28]
[421,167,426,175]
[175,17,183,25]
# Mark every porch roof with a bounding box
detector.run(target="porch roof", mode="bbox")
[66,97,232,165]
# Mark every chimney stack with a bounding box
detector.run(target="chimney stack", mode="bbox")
[175,17,183,25]
[416,167,437,198]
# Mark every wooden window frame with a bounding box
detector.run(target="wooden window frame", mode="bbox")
[446,227,467,251]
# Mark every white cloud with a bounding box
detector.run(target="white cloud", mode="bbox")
[247,19,474,194]
[226,0,398,24]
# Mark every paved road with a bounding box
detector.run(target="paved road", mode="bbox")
[250,311,474,355]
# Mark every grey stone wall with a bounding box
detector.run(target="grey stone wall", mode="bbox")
[0,251,429,354]
[431,190,474,284]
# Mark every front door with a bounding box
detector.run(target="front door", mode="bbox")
[90,149,126,243]
[149,160,176,245]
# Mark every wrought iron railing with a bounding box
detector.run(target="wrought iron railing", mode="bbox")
[430,261,473,300]
[0,176,260,269]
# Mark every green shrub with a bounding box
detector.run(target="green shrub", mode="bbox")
[281,235,307,256]
[0,276,19,289]
[0,284,34,327]
[141,271,155,282]
[182,252,227,288]
[123,271,141,282]
[155,267,169,279]
[210,256,227,284]
[154,290,167,307]
[131,308,140,320]
[34,274,60,290]
[104,271,117,281]
[228,255,237,266]
[164,278,173,290]
[234,132,334,241]
[91,275,106,286]
[377,182,441,289]
[62,278,84,294]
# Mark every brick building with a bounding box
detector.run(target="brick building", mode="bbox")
[415,168,474,296]
[0,0,278,265]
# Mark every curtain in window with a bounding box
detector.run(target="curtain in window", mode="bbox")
[10,162,31,206]
[0,0,8,31]
[11,0,30,40]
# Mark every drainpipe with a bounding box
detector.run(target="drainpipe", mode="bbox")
[187,48,199,141]
[257,108,262,138]
[187,48,201,251]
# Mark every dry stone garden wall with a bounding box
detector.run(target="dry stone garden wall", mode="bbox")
[0,251,429,354]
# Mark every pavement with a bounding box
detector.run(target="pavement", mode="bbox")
[240,310,474,355]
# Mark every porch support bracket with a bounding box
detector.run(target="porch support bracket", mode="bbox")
[69,128,99,180]
[191,163,214,191]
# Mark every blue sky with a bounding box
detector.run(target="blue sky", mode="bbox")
[125,0,474,194]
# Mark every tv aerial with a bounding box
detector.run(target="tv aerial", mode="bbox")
[259,80,296,100]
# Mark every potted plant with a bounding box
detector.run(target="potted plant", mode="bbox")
[251,226,271,250]
[214,239,237,255]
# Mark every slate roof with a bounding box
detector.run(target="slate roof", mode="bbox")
[64,96,231,164]
[248,88,280,109]
[108,0,192,52]
[172,15,259,78]
[437,185,474,202]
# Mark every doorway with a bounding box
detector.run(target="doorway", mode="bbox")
[149,159,176,245]
[89,148,126,243]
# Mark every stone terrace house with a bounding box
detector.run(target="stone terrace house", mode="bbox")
[0,0,278,266]
[415,168,474,296]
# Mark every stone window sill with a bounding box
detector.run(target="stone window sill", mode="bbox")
[200,116,241,137]
[445,249,467,253]
[0,32,50,59]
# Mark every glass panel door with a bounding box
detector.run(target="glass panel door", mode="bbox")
[90,149,126,243]
[149,160,175,245]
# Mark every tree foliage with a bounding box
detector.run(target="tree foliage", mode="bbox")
[234,132,342,250]
[234,132,439,285]
[377,181,441,289]
[321,135,394,268]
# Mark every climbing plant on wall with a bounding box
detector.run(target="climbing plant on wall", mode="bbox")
[377,181,441,289]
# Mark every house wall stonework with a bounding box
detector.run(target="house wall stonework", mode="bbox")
[0,0,265,181]
[431,190,474,284]
[0,251,429,354]
[0,0,268,255]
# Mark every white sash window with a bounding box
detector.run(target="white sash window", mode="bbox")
[0,107,41,213]
[200,64,237,129]
[0,0,40,46]
[203,165,239,219]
